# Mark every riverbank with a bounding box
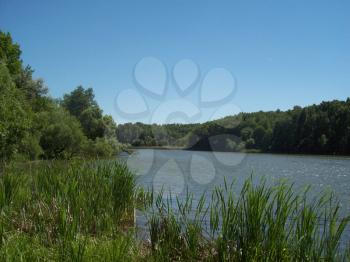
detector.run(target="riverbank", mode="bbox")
[0,161,349,261]
[129,146,350,159]
[130,145,186,150]
[130,145,260,153]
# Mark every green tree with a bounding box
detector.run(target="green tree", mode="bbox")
[61,86,97,117]
[241,127,253,141]
[39,108,87,159]
[0,31,22,76]
[226,138,237,151]
[253,125,266,148]
[14,66,49,106]
[79,107,105,139]
[103,115,117,139]
[245,138,255,149]
[82,138,114,158]
[62,86,107,140]
[0,64,31,159]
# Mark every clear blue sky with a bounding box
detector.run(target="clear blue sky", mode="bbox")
[1,0,349,124]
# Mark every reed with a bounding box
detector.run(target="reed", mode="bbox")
[145,178,350,261]
[0,160,138,261]
[0,161,349,261]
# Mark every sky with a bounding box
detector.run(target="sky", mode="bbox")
[1,0,349,124]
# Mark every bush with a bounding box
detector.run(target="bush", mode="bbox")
[39,108,87,159]
[18,134,43,160]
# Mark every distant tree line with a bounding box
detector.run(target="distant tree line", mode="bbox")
[2,30,349,158]
[117,123,199,147]
[118,101,350,155]
[0,31,122,160]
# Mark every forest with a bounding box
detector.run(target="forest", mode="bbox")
[0,31,124,161]
[118,98,350,155]
[2,30,350,160]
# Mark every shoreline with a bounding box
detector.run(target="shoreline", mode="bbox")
[129,146,350,159]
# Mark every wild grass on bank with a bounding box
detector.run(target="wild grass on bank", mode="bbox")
[0,160,138,261]
[145,179,350,261]
[0,161,349,261]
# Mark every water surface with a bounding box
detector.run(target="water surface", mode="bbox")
[124,149,350,244]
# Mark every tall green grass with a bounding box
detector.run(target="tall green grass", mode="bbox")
[0,161,349,261]
[145,178,350,261]
[0,160,138,261]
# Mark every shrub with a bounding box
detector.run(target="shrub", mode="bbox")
[39,108,87,159]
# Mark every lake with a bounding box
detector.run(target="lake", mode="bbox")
[124,149,350,244]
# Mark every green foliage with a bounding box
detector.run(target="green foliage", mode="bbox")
[39,108,87,159]
[82,137,121,158]
[117,122,200,147]
[14,65,49,103]
[245,137,255,149]
[61,86,97,118]
[0,161,136,261]
[253,125,266,148]
[226,138,237,151]
[0,64,31,160]
[60,86,121,157]
[0,31,22,76]
[79,106,105,140]
[103,115,118,139]
[0,31,122,161]
[241,126,254,141]
[118,99,350,155]
[61,86,112,141]
[19,134,43,160]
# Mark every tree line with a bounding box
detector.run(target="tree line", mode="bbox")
[2,30,349,159]
[118,101,350,155]
[0,31,123,160]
